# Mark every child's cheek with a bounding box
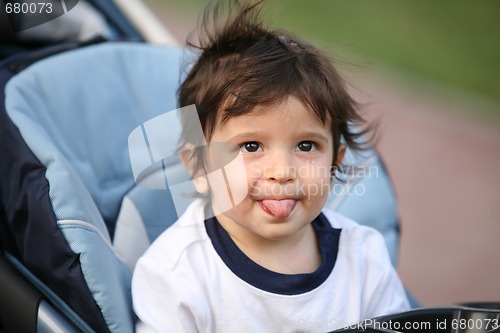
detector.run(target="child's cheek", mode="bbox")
[299,162,332,199]
[241,158,262,183]
[245,162,262,196]
[223,152,251,206]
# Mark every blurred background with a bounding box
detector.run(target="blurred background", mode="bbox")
[143,0,500,307]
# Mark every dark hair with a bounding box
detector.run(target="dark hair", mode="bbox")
[178,0,372,180]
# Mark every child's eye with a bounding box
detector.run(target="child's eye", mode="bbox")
[296,141,317,152]
[240,142,262,152]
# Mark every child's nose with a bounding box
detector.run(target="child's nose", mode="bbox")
[263,151,296,183]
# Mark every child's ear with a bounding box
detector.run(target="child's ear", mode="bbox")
[336,144,347,167]
[179,144,209,194]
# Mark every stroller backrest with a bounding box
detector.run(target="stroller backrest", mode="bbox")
[1,42,188,332]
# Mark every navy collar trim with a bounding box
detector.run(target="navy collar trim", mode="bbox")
[204,212,341,295]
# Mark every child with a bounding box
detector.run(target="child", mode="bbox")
[132,1,410,332]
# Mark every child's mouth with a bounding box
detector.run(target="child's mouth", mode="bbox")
[258,199,297,218]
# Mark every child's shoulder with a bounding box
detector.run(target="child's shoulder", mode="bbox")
[321,207,388,253]
[321,207,359,229]
[138,199,210,271]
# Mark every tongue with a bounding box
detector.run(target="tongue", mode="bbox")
[260,199,297,218]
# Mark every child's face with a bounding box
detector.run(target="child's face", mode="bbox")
[203,95,339,243]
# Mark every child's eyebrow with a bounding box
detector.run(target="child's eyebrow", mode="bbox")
[297,132,330,142]
[226,132,266,142]
[226,131,330,143]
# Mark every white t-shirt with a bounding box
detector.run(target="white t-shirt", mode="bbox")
[132,199,410,333]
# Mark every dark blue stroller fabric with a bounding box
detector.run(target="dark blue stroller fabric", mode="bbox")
[0,42,187,332]
[0,56,109,333]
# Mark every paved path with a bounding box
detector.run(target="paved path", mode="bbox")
[359,79,500,306]
[148,1,500,307]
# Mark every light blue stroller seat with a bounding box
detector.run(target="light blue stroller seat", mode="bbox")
[0,41,405,332]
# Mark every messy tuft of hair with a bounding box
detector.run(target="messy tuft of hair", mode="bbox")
[178,0,374,181]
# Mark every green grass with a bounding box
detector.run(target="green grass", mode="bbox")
[150,0,500,106]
